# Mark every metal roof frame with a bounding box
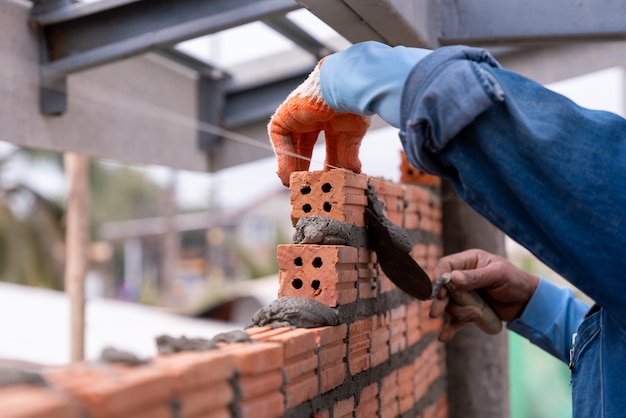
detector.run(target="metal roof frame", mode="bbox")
[17,0,626,171]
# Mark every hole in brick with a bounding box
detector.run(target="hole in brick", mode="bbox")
[311,280,320,290]
[303,204,312,213]
[323,202,331,212]
[294,257,303,266]
[321,183,332,193]
[301,186,311,195]
[292,278,303,289]
[407,168,414,176]
[312,257,323,268]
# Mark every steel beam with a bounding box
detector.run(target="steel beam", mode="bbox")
[31,0,300,78]
[439,0,626,46]
[298,0,626,49]
[31,0,300,115]
[262,15,334,59]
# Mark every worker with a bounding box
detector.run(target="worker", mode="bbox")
[267,41,626,417]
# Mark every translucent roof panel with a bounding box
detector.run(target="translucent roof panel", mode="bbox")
[173,9,351,86]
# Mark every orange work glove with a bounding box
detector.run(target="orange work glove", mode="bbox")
[267,60,371,187]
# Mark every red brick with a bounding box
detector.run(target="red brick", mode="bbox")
[127,404,172,418]
[0,385,80,418]
[185,407,231,418]
[398,365,415,414]
[251,327,317,360]
[45,364,170,418]
[399,151,442,187]
[358,278,378,299]
[238,391,284,418]
[318,340,346,366]
[320,360,346,393]
[380,371,399,418]
[380,370,399,405]
[223,342,283,376]
[334,397,355,417]
[289,170,368,227]
[153,350,234,395]
[244,326,272,336]
[315,324,347,346]
[378,273,396,293]
[238,370,282,399]
[283,352,318,381]
[355,383,379,418]
[277,245,358,307]
[355,398,379,418]
[177,382,233,418]
[285,373,319,409]
[406,301,422,346]
[313,410,330,418]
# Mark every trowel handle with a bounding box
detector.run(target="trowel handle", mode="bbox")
[445,282,502,335]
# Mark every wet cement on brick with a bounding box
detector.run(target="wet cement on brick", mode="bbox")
[155,329,252,354]
[100,346,151,365]
[293,215,368,247]
[248,296,339,328]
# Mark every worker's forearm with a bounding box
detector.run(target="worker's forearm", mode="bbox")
[320,41,430,128]
[399,45,626,323]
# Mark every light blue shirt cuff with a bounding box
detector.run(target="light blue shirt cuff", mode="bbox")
[507,277,589,362]
[320,41,431,128]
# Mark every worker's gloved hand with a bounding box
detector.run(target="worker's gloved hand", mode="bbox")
[430,249,540,342]
[268,41,431,186]
[268,59,371,187]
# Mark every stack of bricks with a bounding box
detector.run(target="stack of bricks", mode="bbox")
[0,152,447,418]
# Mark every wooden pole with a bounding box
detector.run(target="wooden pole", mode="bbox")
[64,152,89,362]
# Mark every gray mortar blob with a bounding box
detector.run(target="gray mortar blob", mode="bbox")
[292,215,368,247]
[249,296,339,328]
[155,334,218,354]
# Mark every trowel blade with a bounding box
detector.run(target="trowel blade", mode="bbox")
[365,208,433,300]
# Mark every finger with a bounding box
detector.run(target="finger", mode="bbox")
[430,293,449,319]
[448,264,504,291]
[437,306,482,342]
[324,132,364,173]
[433,249,486,278]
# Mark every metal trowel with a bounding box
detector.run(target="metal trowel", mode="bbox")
[364,205,502,335]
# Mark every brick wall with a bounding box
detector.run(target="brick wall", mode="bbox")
[0,152,448,418]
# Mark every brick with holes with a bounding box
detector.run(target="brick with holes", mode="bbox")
[277,244,358,307]
[399,151,441,187]
[289,169,368,227]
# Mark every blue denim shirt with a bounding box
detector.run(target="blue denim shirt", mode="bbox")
[321,42,626,417]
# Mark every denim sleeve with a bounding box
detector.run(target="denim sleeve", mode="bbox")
[507,278,589,363]
[399,46,626,327]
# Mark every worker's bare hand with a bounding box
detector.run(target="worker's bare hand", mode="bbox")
[267,60,370,187]
[430,249,539,342]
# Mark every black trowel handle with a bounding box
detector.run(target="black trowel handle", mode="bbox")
[435,274,502,335]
